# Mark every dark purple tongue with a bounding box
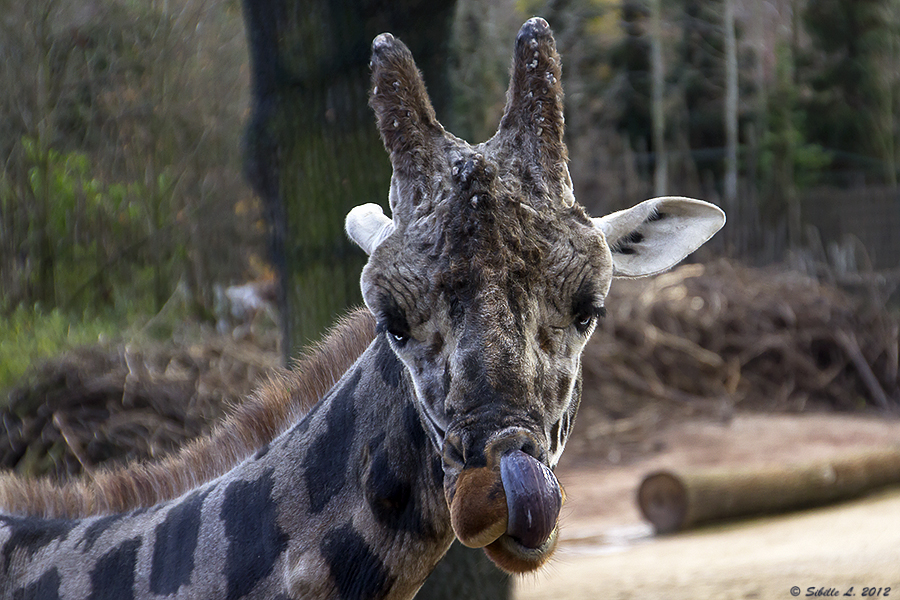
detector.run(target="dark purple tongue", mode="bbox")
[499,450,562,549]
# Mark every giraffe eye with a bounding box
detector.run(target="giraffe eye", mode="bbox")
[376,322,409,346]
[375,294,411,346]
[573,315,593,334]
[573,305,605,335]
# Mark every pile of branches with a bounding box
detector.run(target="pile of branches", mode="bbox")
[0,336,279,480]
[3,260,897,476]
[577,260,898,449]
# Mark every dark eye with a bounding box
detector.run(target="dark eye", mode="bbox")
[388,329,409,345]
[573,306,605,335]
[376,321,410,346]
[375,294,411,347]
[573,314,593,334]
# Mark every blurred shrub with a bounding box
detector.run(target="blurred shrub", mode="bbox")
[0,305,120,393]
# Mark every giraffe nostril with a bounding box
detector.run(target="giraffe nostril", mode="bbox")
[485,428,546,467]
[518,438,539,461]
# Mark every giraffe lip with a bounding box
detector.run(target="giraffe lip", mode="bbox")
[483,527,560,573]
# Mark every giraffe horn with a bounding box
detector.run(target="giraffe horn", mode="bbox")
[369,33,443,178]
[496,18,573,207]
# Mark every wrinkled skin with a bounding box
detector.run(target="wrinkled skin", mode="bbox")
[353,18,606,573]
[360,166,609,570]
[347,18,724,573]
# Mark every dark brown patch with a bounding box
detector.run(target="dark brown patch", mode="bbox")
[321,524,394,600]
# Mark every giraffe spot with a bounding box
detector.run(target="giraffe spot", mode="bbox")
[375,336,404,388]
[0,515,77,574]
[401,402,427,453]
[221,471,289,600]
[462,352,481,382]
[11,566,60,600]
[548,419,561,458]
[363,440,435,539]
[149,488,212,595]
[365,448,413,527]
[77,514,123,554]
[303,369,360,513]
[88,537,140,600]
[321,524,394,600]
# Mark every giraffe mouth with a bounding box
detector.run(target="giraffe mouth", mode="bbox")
[448,449,563,573]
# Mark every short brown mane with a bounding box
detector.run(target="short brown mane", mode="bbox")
[0,308,376,519]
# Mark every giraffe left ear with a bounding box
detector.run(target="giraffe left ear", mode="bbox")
[346,203,394,255]
[592,197,725,278]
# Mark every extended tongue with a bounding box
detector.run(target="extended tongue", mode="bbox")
[499,449,562,548]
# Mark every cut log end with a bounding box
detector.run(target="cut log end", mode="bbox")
[637,448,900,535]
[637,470,688,534]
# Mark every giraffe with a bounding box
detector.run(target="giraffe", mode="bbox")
[0,18,724,600]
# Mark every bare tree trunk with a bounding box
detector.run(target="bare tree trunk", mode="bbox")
[787,0,801,248]
[650,0,667,197]
[723,0,738,212]
[242,1,509,597]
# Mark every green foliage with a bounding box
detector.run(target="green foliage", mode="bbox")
[0,305,121,393]
[760,44,832,202]
[5,137,166,313]
[802,0,898,182]
[0,0,259,321]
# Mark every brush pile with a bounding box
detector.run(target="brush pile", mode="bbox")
[0,335,279,479]
[573,259,899,459]
[2,260,898,477]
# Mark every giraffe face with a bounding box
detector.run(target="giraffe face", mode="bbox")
[346,18,724,574]
[358,149,611,571]
[348,19,594,571]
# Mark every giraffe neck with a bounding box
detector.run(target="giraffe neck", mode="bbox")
[0,337,455,600]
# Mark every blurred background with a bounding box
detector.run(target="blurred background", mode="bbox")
[1,0,899,597]
[3,0,899,369]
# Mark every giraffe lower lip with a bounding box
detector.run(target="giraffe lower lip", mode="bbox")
[483,527,559,573]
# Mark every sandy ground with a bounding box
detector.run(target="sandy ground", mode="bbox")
[515,413,900,600]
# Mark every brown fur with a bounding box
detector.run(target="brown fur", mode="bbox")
[0,308,376,518]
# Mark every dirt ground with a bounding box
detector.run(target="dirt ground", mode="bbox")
[515,412,900,600]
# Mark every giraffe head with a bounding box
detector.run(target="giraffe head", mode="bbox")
[346,18,724,573]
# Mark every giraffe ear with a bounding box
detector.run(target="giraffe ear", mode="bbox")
[592,197,725,278]
[346,203,394,255]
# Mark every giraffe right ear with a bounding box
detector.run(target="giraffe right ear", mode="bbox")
[346,203,394,255]
[592,197,725,278]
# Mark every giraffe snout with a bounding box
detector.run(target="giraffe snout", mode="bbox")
[444,427,563,572]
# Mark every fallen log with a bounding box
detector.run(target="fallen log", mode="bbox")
[637,447,900,534]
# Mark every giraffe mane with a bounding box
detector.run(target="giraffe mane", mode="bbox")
[0,308,376,519]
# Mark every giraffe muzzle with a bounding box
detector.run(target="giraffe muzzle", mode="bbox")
[448,446,563,573]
